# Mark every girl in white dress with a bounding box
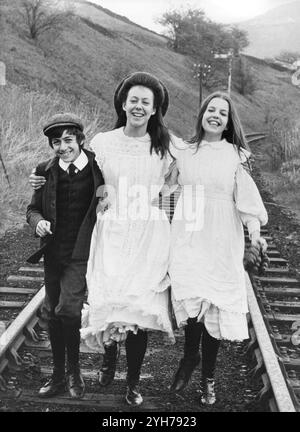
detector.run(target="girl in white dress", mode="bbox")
[168,92,268,405]
[80,72,175,406]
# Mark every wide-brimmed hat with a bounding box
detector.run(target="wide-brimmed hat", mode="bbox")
[43,113,84,136]
[114,72,169,117]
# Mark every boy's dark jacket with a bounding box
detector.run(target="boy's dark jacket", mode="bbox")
[26,149,104,264]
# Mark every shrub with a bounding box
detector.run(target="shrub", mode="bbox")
[267,117,300,170]
[281,159,300,186]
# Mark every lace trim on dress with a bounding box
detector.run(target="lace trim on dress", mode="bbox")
[80,300,175,352]
[172,296,248,342]
[104,141,153,157]
[105,128,153,157]
[90,129,154,171]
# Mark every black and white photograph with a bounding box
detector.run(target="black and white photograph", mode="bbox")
[0,0,299,415]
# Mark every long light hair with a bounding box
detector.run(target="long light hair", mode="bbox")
[189,92,250,157]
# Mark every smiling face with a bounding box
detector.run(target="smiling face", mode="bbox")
[202,97,229,141]
[123,85,156,135]
[51,130,81,163]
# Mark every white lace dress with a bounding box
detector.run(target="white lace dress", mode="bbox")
[80,127,174,352]
[169,139,268,341]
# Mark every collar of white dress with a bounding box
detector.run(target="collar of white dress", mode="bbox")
[201,138,227,149]
[120,127,150,143]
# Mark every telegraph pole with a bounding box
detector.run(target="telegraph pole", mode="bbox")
[198,64,203,108]
[0,61,5,86]
[214,49,234,95]
[227,50,233,96]
[194,62,211,108]
[0,61,10,187]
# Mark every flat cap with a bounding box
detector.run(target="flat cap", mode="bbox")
[43,113,84,136]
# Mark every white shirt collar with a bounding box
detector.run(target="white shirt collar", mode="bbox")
[59,150,88,172]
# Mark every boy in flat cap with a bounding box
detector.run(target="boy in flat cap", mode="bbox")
[26,113,104,399]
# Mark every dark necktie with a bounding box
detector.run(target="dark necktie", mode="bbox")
[68,163,76,177]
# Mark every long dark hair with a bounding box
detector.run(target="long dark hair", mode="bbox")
[189,92,250,157]
[114,72,171,159]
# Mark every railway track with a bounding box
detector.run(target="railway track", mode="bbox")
[0,220,299,412]
[0,133,299,412]
[246,132,267,145]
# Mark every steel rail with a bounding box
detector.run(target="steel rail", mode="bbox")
[246,273,296,412]
[0,267,297,412]
[245,132,267,138]
[0,179,299,412]
[0,286,45,373]
[247,135,267,144]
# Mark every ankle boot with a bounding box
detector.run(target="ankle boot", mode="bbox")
[125,381,143,407]
[170,318,202,392]
[200,377,216,405]
[124,330,147,406]
[38,368,66,398]
[170,352,201,392]
[66,364,85,399]
[99,341,120,386]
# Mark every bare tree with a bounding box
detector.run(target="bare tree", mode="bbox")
[20,0,72,40]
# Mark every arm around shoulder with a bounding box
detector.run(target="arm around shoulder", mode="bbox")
[26,162,47,235]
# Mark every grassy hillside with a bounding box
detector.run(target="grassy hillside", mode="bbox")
[238,55,300,219]
[0,0,300,234]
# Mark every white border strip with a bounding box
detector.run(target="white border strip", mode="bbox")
[246,273,296,412]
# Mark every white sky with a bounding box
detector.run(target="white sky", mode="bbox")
[89,0,294,32]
